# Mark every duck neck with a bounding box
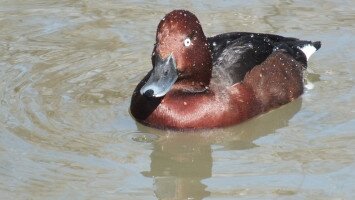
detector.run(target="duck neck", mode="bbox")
[188,49,213,87]
[173,79,209,94]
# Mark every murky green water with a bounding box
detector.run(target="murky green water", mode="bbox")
[0,0,354,199]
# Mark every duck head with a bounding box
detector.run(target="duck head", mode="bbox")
[140,10,213,98]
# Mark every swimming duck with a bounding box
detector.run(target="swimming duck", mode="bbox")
[130,10,321,130]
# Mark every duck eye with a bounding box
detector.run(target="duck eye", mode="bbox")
[183,38,192,47]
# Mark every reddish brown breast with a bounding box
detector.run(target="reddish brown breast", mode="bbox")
[133,83,260,130]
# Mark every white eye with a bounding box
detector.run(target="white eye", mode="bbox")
[184,38,192,47]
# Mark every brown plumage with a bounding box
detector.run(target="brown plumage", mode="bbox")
[130,10,321,130]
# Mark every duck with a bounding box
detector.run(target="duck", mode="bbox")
[130,10,321,130]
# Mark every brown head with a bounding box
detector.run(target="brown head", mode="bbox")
[140,10,212,98]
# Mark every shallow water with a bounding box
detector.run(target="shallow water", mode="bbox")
[0,0,354,199]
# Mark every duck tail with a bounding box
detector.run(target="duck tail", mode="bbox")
[297,41,322,61]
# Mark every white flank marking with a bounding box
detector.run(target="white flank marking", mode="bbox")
[299,44,317,61]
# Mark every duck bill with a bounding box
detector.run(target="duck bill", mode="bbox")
[140,53,178,98]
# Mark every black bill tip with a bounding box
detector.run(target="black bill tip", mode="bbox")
[143,89,154,98]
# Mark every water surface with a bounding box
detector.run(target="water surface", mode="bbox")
[0,0,354,199]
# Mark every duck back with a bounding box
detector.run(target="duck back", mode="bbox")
[208,32,319,86]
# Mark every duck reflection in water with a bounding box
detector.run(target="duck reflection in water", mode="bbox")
[138,99,302,200]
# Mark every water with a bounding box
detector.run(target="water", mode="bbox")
[0,0,354,199]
